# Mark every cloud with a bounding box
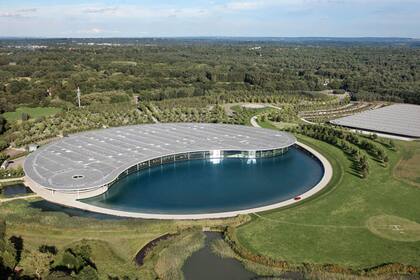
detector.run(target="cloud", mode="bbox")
[83,7,118,14]
[224,1,261,10]
[75,27,121,35]
[0,12,24,18]
[16,8,37,13]
[76,28,104,34]
[0,7,37,18]
[1,0,419,37]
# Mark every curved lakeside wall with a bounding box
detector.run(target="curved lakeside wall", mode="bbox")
[24,141,332,220]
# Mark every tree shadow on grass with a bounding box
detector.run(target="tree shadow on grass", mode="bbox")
[10,235,23,264]
[28,200,125,220]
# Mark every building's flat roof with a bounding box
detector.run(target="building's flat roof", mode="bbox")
[330,104,420,138]
[24,123,296,191]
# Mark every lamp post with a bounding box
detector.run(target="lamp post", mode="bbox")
[76,86,81,108]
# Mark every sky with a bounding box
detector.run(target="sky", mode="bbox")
[0,0,419,38]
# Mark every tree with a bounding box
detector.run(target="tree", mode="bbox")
[51,242,97,278]
[388,140,396,150]
[25,249,55,279]
[21,112,30,121]
[77,266,99,280]
[0,220,18,277]
[0,116,7,135]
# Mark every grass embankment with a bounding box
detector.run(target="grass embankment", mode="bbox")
[2,107,62,122]
[0,199,248,279]
[140,229,205,280]
[236,135,420,269]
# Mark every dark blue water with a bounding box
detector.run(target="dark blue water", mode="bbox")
[83,147,323,214]
[1,183,33,197]
[183,232,256,280]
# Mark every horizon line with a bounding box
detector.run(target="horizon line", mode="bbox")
[0,36,419,40]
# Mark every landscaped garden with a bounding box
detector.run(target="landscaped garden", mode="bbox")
[1,129,419,279]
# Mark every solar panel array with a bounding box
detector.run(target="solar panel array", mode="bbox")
[24,123,296,191]
[330,104,420,138]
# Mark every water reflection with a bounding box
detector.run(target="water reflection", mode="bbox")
[182,232,256,280]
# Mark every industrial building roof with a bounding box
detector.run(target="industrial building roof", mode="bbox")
[330,104,420,138]
[24,123,296,191]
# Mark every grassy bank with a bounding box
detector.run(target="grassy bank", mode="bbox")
[211,237,415,280]
[236,135,420,269]
[0,199,248,279]
[140,229,205,280]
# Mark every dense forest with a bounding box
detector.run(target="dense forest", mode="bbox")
[0,39,419,115]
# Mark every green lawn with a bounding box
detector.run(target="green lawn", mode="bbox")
[394,140,420,187]
[2,107,62,122]
[236,135,420,269]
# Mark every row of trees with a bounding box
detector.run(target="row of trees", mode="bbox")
[289,125,369,177]
[0,91,346,151]
[289,124,392,178]
[2,103,151,147]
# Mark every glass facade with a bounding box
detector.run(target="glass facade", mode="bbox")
[108,146,293,190]
[175,153,188,161]
[189,151,205,160]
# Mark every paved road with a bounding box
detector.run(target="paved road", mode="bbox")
[7,156,25,169]
[299,117,316,124]
[0,177,25,183]
[250,116,260,128]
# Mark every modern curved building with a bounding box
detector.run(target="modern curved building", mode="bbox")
[23,123,331,219]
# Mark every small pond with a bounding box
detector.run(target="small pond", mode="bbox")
[1,183,33,197]
[182,232,256,280]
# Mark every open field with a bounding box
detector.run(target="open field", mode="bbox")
[236,135,420,269]
[2,107,62,122]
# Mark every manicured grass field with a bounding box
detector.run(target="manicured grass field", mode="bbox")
[236,135,420,269]
[394,140,420,187]
[2,107,62,122]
